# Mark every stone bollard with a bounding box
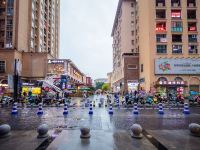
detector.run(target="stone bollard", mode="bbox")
[80,127,91,139]
[130,124,143,139]
[183,103,190,114]
[189,123,200,137]
[0,124,11,138]
[37,124,49,138]
[133,103,139,115]
[11,102,18,115]
[63,103,68,116]
[88,102,93,115]
[37,103,43,115]
[108,103,113,115]
[158,103,164,115]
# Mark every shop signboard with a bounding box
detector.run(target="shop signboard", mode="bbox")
[155,58,200,75]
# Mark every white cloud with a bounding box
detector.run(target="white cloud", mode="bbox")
[60,0,118,79]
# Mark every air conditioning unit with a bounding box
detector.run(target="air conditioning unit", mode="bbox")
[173,3,178,7]
[189,3,194,7]
[160,38,167,43]
[158,3,163,7]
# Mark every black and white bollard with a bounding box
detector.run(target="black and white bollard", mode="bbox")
[158,103,164,115]
[108,103,113,115]
[88,102,93,115]
[183,103,190,114]
[133,103,139,115]
[116,98,120,108]
[37,103,43,115]
[11,102,18,115]
[63,103,68,116]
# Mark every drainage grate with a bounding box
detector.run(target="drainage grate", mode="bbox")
[143,130,168,150]
[35,129,63,150]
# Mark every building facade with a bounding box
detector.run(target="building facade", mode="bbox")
[111,0,139,93]
[111,0,200,95]
[138,0,200,95]
[0,0,60,84]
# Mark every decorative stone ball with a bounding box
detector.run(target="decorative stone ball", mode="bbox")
[37,124,49,138]
[0,124,11,138]
[80,127,90,138]
[131,124,143,139]
[189,123,200,136]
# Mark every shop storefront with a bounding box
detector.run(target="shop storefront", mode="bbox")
[21,83,41,96]
[156,80,187,96]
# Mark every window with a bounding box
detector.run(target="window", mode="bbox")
[171,22,182,32]
[187,0,196,7]
[188,22,197,31]
[171,0,181,7]
[132,40,134,45]
[128,64,137,69]
[188,35,197,42]
[156,22,166,31]
[156,10,166,19]
[141,64,144,72]
[155,0,165,7]
[171,10,181,19]
[157,45,167,53]
[131,3,134,7]
[172,45,182,54]
[172,34,182,42]
[0,61,5,73]
[131,21,134,26]
[131,31,134,36]
[156,34,167,42]
[131,12,134,17]
[189,45,198,54]
[187,10,196,19]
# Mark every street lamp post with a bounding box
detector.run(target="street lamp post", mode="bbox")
[13,59,18,102]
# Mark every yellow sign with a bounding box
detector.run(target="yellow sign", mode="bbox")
[22,87,41,95]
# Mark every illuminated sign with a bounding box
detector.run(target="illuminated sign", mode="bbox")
[48,59,65,64]
[171,12,181,18]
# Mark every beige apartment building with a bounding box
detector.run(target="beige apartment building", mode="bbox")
[138,0,200,95]
[112,0,200,95]
[111,0,139,93]
[0,0,60,84]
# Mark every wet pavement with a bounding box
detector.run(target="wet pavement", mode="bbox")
[0,104,200,131]
[0,97,200,149]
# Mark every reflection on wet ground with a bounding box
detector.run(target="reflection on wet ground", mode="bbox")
[0,105,200,131]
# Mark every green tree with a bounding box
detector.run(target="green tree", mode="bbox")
[95,82,104,90]
[102,83,110,91]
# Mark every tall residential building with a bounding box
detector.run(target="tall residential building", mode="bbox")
[111,0,139,93]
[0,0,60,84]
[112,0,200,94]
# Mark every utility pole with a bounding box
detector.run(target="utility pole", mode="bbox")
[13,59,18,102]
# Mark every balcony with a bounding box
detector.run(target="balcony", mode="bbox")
[155,0,165,7]
[188,35,197,43]
[172,45,182,54]
[156,22,166,32]
[156,10,166,19]
[187,0,196,7]
[189,45,198,54]
[188,22,197,32]
[187,10,196,20]
[171,0,181,7]
[172,34,182,43]
[171,22,183,32]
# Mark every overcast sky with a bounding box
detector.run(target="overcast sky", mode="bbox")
[60,0,118,80]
